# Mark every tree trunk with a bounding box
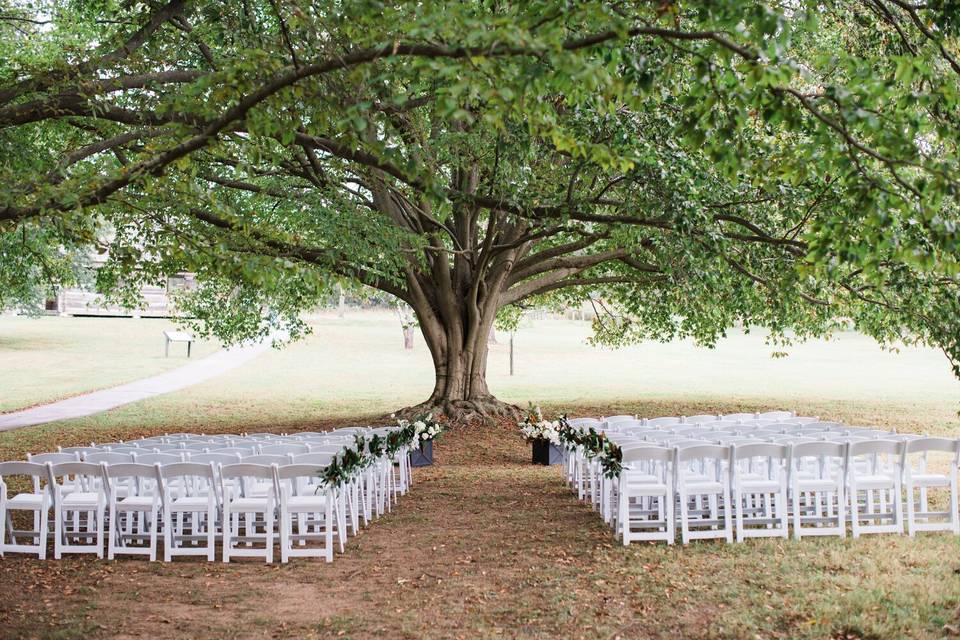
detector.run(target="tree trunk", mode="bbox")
[397,293,521,424]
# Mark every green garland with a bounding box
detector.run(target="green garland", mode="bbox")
[321,426,423,487]
[556,416,623,479]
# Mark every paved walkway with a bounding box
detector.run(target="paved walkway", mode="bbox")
[0,341,271,432]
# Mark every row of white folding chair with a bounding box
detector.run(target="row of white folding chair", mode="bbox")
[609,438,959,545]
[0,461,339,563]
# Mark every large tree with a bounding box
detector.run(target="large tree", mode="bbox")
[2,1,958,420]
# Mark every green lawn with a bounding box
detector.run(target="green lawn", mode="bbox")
[3,310,956,443]
[0,315,220,413]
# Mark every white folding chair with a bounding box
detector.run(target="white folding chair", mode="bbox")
[790,441,848,539]
[275,464,335,563]
[158,462,219,562]
[902,437,960,535]
[675,445,733,544]
[48,462,106,559]
[847,440,905,537]
[0,462,51,559]
[646,417,682,427]
[617,446,675,545]
[103,463,161,561]
[133,452,184,465]
[221,463,277,563]
[758,411,795,421]
[731,443,790,541]
[260,443,310,456]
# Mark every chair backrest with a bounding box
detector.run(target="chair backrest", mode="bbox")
[603,415,635,423]
[621,446,675,464]
[0,461,48,482]
[27,452,79,464]
[904,437,960,456]
[646,417,682,427]
[732,443,790,461]
[605,419,645,430]
[290,452,336,466]
[848,439,905,457]
[684,414,720,423]
[158,461,217,481]
[48,461,103,487]
[241,454,291,465]
[722,412,759,422]
[673,439,713,449]
[220,463,277,481]
[567,417,603,427]
[210,447,258,456]
[83,451,134,464]
[103,462,158,480]
[792,441,847,459]
[133,452,184,465]
[259,444,310,455]
[758,411,794,421]
[304,445,344,456]
[57,446,100,455]
[149,443,186,452]
[275,463,326,481]
[676,444,730,463]
[177,443,212,452]
[186,452,241,465]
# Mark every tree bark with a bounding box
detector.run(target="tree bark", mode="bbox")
[397,289,521,424]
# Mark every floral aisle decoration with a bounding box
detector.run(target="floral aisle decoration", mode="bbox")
[518,405,561,445]
[397,412,444,467]
[519,405,564,465]
[556,416,623,478]
[321,435,369,487]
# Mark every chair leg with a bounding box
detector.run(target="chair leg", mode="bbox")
[38,505,49,560]
[164,508,173,562]
[107,504,117,560]
[280,508,289,564]
[905,482,916,537]
[222,506,231,563]
[148,508,158,562]
[722,486,733,543]
[740,489,743,542]
[264,503,274,564]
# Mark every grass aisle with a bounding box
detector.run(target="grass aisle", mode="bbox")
[1,418,959,639]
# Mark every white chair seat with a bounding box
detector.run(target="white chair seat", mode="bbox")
[910,473,950,487]
[7,493,44,508]
[230,497,270,510]
[795,478,842,491]
[170,496,213,508]
[285,495,328,511]
[739,479,781,493]
[854,474,897,489]
[63,492,100,507]
[116,496,156,509]
[685,480,724,493]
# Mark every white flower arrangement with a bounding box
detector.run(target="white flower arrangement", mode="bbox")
[397,412,444,448]
[518,405,561,445]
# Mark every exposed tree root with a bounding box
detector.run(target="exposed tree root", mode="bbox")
[392,395,523,426]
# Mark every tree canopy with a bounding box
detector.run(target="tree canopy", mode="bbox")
[1,0,958,418]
